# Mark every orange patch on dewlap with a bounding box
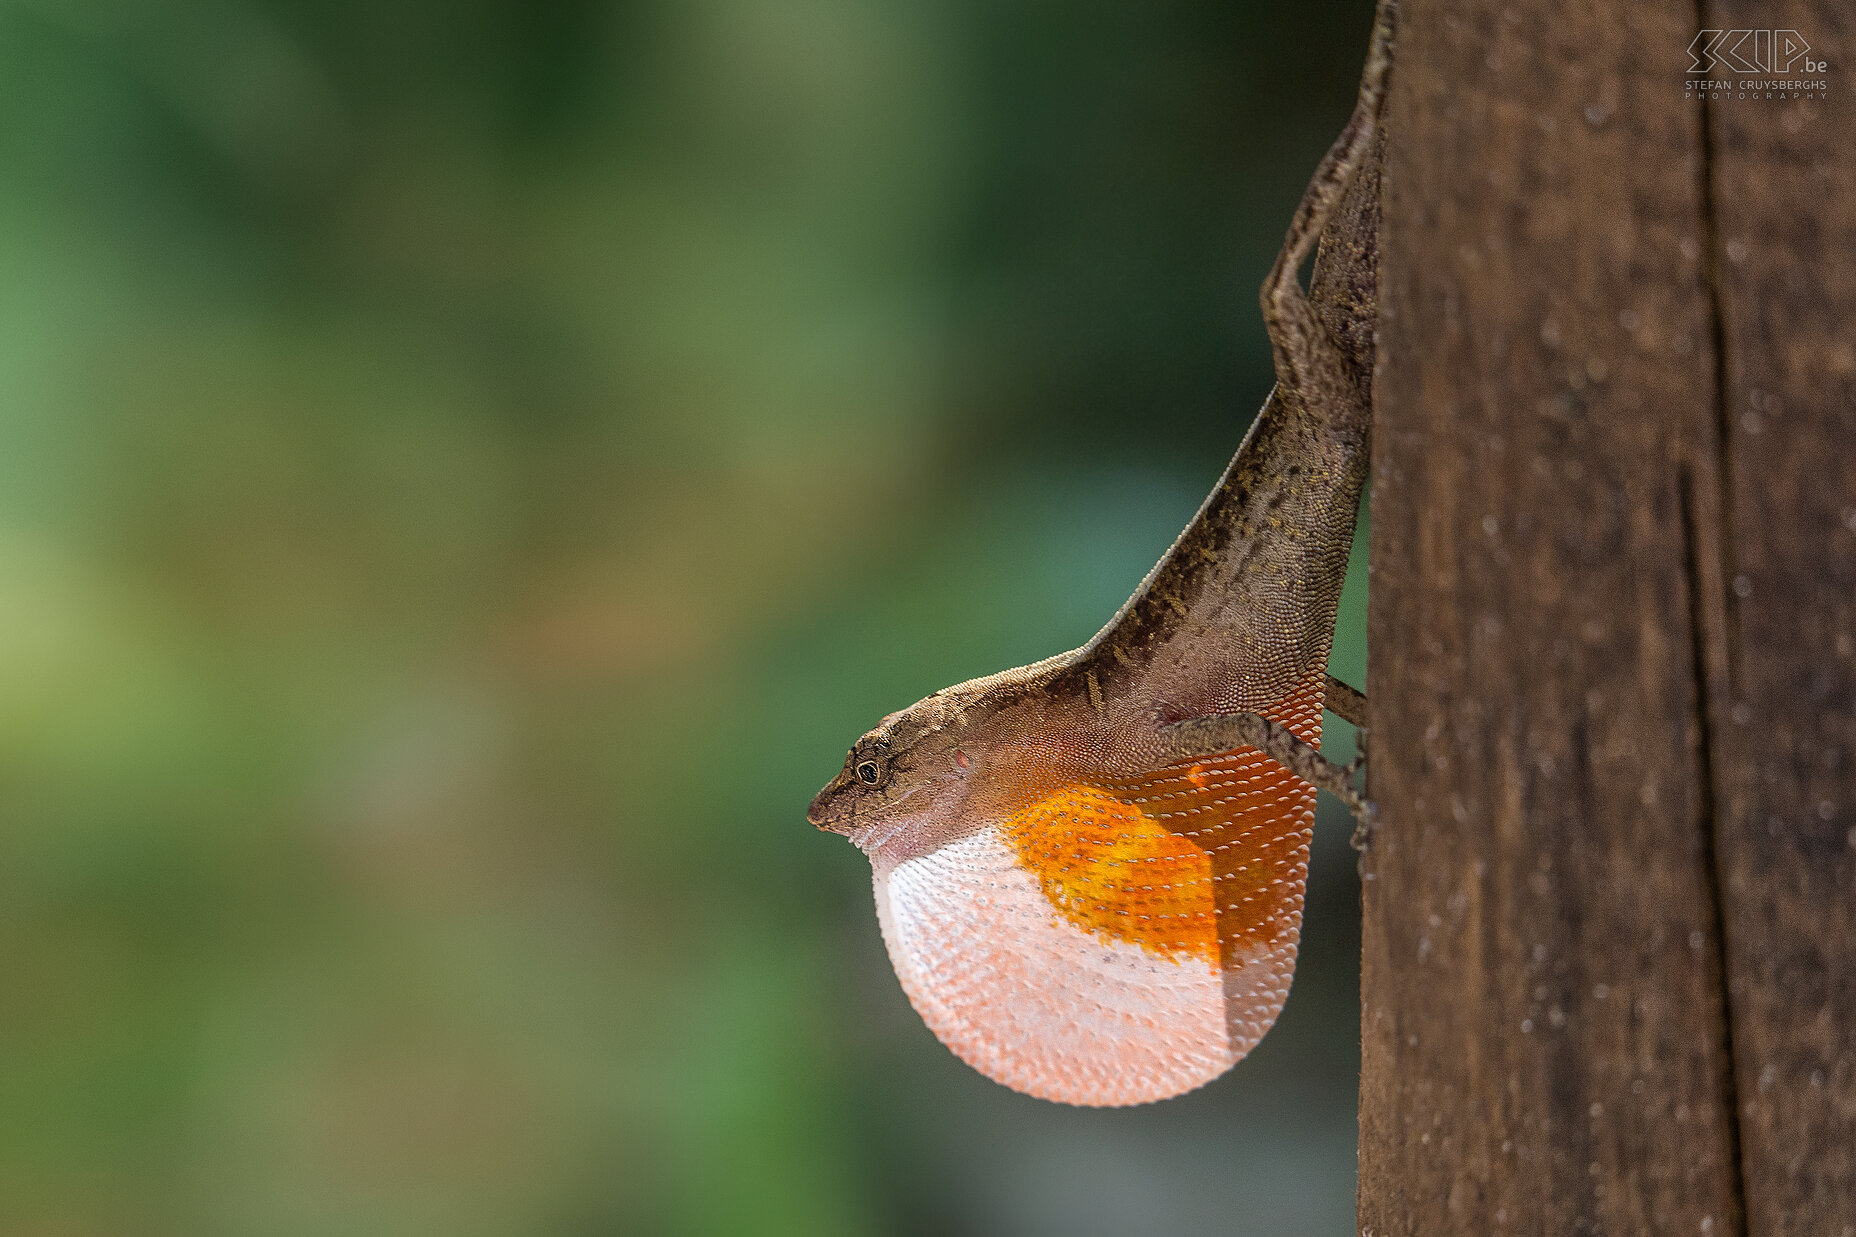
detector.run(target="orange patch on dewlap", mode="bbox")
[995,783,1220,961]
[995,673,1325,964]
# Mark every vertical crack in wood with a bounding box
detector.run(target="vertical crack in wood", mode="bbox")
[1684,6,1751,1226]
[1679,470,1750,1235]
[1685,2,1752,1225]
[1690,0,1742,695]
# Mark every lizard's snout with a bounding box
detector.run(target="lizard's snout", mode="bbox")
[807,772,851,833]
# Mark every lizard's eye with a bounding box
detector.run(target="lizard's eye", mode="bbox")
[855,760,883,786]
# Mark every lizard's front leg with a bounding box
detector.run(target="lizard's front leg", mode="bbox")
[1159,711,1372,820]
[1324,673,1368,729]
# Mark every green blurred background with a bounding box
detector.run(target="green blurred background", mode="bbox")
[0,0,1375,1232]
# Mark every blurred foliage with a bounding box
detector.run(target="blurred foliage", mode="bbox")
[0,0,1373,1233]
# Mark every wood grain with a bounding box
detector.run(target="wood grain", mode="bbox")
[1697,2,1856,1231]
[1356,0,1803,1231]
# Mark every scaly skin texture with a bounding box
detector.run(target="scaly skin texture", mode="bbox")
[809,4,1394,1107]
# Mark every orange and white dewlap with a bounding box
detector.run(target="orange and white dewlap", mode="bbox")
[870,678,1322,1107]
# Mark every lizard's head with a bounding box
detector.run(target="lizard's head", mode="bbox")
[807,687,988,867]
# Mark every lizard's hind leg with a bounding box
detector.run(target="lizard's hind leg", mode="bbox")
[1262,0,1396,399]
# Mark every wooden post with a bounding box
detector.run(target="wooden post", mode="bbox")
[1358,1,1853,1233]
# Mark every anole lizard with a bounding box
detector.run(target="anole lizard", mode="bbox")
[809,2,1394,1107]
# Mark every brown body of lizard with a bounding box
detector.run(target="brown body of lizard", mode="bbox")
[808,4,1393,1107]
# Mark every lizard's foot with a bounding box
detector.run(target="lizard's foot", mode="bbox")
[1349,795,1379,853]
[1342,705,1375,849]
